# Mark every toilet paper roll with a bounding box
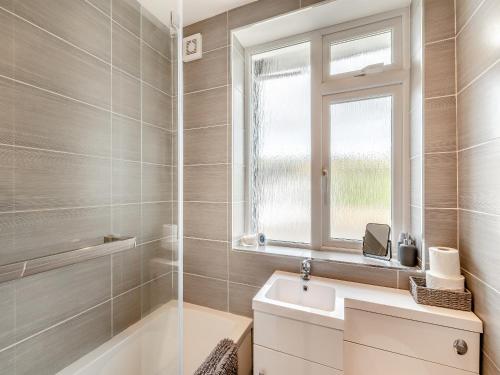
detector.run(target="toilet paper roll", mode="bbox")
[429,247,461,278]
[426,271,465,291]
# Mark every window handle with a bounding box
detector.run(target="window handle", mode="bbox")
[322,169,329,206]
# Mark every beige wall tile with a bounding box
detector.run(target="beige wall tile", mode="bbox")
[142,42,172,95]
[457,61,500,149]
[112,159,141,204]
[463,272,500,368]
[15,256,111,342]
[15,148,111,210]
[425,96,456,153]
[142,124,173,165]
[459,210,500,292]
[112,248,141,296]
[142,83,173,129]
[112,68,141,119]
[425,39,455,98]
[0,146,14,213]
[112,203,141,240]
[8,0,111,62]
[142,164,173,202]
[141,274,173,316]
[425,152,457,208]
[184,47,228,93]
[0,283,15,350]
[424,0,455,43]
[14,15,111,108]
[112,114,141,161]
[8,207,111,264]
[229,282,259,317]
[184,86,228,129]
[184,13,228,52]
[0,77,14,146]
[456,0,500,91]
[141,202,173,243]
[481,353,500,375]
[112,287,141,335]
[184,164,228,202]
[459,139,500,215]
[14,81,111,157]
[184,238,228,280]
[184,273,228,311]
[424,208,457,249]
[111,0,140,37]
[87,0,110,15]
[0,346,15,374]
[228,0,300,30]
[184,125,228,165]
[15,302,111,375]
[312,260,398,288]
[455,0,483,33]
[0,9,14,79]
[141,8,171,59]
[184,202,228,241]
[229,250,300,286]
[141,239,173,282]
[112,22,140,78]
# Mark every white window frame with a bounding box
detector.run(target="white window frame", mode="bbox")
[242,8,410,252]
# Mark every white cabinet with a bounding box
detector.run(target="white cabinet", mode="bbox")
[253,311,344,374]
[344,308,481,374]
[344,342,475,375]
[254,345,343,375]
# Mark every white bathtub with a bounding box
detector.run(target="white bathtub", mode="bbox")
[58,301,253,375]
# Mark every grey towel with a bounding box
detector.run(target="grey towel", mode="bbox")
[194,338,238,375]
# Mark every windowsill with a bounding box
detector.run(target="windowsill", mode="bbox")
[232,243,422,272]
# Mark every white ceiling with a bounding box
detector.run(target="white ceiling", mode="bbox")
[183,0,257,26]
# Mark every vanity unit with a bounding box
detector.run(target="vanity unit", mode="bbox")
[252,271,482,375]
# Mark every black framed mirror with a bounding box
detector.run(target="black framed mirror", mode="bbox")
[362,223,391,260]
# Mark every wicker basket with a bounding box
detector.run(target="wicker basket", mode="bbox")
[409,276,472,311]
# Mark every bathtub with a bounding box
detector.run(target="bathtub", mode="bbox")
[58,301,253,375]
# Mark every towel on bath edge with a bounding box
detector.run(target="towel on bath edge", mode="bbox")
[194,338,238,375]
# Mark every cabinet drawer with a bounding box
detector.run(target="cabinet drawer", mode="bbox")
[254,345,343,375]
[344,308,480,373]
[344,342,476,375]
[254,311,343,370]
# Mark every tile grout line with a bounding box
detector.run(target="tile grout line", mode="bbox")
[454,0,460,256]
[457,57,500,96]
[461,268,500,295]
[455,0,487,38]
[226,13,231,312]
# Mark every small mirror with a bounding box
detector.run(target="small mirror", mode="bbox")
[363,223,391,260]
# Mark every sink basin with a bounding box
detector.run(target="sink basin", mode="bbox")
[265,277,336,312]
[253,271,345,329]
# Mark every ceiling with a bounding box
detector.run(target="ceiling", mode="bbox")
[183,0,257,26]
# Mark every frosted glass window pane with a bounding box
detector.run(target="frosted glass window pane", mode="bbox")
[250,42,311,243]
[330,31,392,76]
[329,96,392,241]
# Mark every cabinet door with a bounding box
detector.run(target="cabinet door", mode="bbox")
[254,345,342,375]
[344,342,477,375]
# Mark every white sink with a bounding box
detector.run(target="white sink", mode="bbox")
[265,277,336,312]
[253,271,346,329]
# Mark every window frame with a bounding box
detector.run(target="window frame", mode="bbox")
[242,8,410,252]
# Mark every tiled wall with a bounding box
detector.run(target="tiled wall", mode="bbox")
[182,0,419,319]
[455,0,500,373]
[421,0,458,266]
[0,0,176,373]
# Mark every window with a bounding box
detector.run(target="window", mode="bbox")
[241,11,408,251]
[249,43,311,244]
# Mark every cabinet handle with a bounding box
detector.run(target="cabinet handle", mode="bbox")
[453,339,468,355]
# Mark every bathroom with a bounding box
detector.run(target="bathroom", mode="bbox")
[0,0,498,373]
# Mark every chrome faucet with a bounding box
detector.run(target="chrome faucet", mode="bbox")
[300,259,311,281]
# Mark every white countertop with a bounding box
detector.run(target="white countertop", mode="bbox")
[253,271,483,333]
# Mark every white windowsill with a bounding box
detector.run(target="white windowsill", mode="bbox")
[232,243,422,271]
